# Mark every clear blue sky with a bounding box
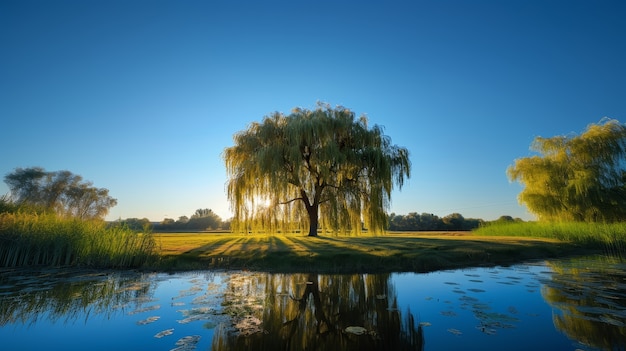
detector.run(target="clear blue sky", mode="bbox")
[1,0,624,222]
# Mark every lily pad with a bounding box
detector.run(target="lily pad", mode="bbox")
[345,326,367,335]
[468,288,485,293]
[137,316,160,325]
[154,328,174,338]
[447,328,462,336]
[170,335,201,351]
[128,304,160,315]
[175,335,201,346]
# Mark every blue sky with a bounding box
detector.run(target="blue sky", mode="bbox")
[1,0,624,222]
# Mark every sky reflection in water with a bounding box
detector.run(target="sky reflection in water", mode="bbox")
[1,256,624,351]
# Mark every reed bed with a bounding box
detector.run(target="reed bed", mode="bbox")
[0,212,157,268]
[474,221,626,256]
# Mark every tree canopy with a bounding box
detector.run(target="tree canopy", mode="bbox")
[508,118,626,222]
[4,167,117,220]
[387,212,484,231]
[152,208,226,231]
[223,103,411,236]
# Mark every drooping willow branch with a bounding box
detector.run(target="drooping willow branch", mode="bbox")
[224,103,411,235]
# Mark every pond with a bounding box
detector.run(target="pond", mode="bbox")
[1,255,625,350]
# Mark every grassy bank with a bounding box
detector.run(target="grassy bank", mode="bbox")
[475,221,626,256]
[0,212,157,268]
[3,216,619,272]
[152,232,595,273]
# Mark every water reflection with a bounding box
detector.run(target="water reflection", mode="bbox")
[0,268,154,326]
[212,273,424,351]
[2,257,626,350]
[541,256,626,350]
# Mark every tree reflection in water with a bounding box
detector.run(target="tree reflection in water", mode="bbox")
[212,273,424,351]
[0,269,154,326]
[541,256,626,350]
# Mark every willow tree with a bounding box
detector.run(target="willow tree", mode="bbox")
[508,118,626,222]
[212,273,424,350]
[223,104,411,236]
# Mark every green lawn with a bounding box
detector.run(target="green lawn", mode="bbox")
[152,232,595,273]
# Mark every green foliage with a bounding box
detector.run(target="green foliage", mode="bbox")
[508,119,626,222]
[116,217,152,232]
[475,221,626,255]
[154,208,224,231]
[188,208,222,230]
[223,103,411,236]
[4,167,117,220]
[0,195,21,214]
[387,212,483,231]
[0,212,156,268]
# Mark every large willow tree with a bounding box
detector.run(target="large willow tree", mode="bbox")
[223,104,411,236]
[508,118,626,222]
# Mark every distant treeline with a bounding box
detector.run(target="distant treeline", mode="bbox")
[117,210,522,233]
[117,208,230,232]
[387,212,523,231]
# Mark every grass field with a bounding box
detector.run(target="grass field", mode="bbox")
[152,231,595,273]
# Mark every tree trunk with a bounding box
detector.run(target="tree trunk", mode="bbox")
[307,203,319,237]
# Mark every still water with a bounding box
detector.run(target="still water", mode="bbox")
[1,256,625,351]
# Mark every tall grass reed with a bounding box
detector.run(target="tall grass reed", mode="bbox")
[475,221,626,257]
[0,212,157,268]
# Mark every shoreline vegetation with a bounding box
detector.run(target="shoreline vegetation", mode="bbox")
[0,212,155,268]
[1,212,625,273]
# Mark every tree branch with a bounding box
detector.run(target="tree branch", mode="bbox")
[279,197,304,205]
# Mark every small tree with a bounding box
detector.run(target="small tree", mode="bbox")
[224,103,411,236]
[508,118,626,222]
[188,208,222,230]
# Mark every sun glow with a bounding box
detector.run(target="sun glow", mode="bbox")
[246,196,272,213]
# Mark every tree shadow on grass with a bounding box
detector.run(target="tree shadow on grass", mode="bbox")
[154,234,596,273]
